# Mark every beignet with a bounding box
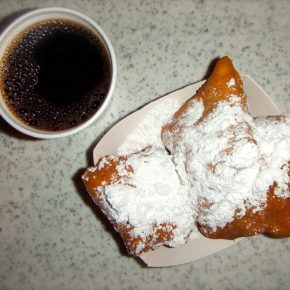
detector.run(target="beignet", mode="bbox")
[162,56,290,239]
[82,147,194,256]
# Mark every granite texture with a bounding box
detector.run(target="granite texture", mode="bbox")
[0,0,290,289]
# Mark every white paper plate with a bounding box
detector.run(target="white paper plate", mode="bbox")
[93,75,280,267]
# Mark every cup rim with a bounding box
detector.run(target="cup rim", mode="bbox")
[0,7,117,139]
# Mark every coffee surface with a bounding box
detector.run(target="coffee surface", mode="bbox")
[0,19,111,131]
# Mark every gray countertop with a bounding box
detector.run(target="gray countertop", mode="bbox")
[1,0,290,289]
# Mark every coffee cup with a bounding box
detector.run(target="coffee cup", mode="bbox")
[0,7,117,139]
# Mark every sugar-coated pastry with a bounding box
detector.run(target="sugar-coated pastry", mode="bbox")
[82,146,193,256]
[162,56,290,239]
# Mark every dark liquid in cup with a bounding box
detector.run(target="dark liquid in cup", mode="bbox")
[0,19,112,131]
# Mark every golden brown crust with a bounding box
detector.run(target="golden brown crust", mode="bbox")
[162,56,247,140]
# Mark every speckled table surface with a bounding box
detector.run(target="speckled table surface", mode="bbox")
[0,0,290,289]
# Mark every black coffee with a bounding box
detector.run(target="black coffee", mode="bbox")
[0,19,112,131]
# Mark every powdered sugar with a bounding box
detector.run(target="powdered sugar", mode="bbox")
[163,95,290,231]
[227,78,236,87]
[254,116,290,197]
[97,147,194,248]
[163,98,205,187]
[118,99,181,155]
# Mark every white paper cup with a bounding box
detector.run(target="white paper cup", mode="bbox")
[0,7,117,139]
